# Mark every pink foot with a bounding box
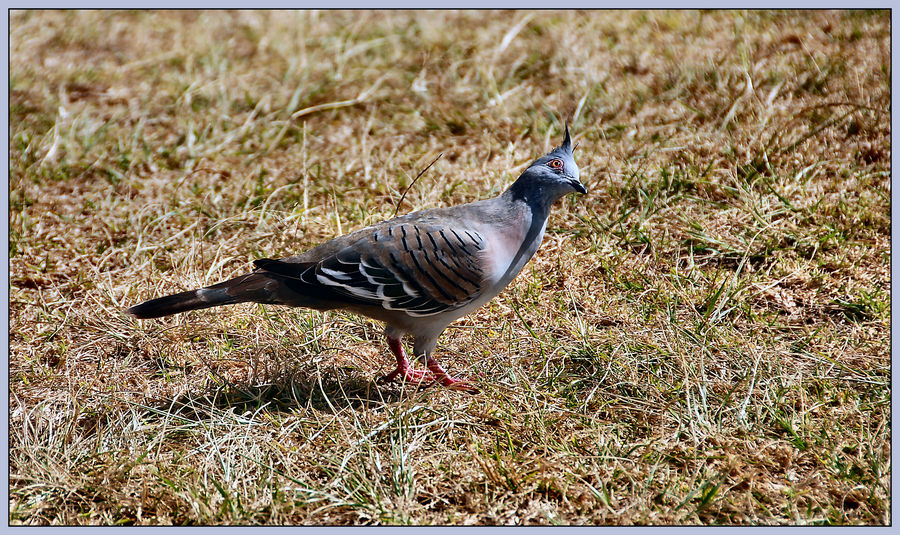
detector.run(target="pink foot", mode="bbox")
[378,334,435,387]
[442,378,480,393]
[378,334,479,393]
[377,366,434,385]
[428,361,480,393]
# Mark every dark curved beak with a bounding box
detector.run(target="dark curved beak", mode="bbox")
[569,179,587,194]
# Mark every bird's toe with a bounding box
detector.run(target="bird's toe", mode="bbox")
[377,366,434,386]
[439,376,480,393]
[402,368,434,384]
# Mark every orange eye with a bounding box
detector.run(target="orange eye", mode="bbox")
[548,159,563,170]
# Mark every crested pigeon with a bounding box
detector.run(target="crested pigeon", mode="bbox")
[127,126,586,392]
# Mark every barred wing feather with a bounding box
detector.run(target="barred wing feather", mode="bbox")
[254,222,487,317]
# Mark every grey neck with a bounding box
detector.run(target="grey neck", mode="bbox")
[497,188,551,285]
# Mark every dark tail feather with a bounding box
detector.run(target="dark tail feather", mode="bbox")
[126,289,227,319]
[127,273,273,319]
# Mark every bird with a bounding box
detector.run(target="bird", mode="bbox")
[127,125,586,392]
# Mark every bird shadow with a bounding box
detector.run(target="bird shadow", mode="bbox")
[140,361,432,425]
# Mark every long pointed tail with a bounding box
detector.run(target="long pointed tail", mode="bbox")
[126,273,273,319]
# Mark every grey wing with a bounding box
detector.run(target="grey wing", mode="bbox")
[257,222,489,317]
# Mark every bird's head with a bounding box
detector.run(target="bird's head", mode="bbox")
[508,124,587,207]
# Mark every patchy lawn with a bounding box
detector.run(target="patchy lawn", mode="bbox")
[9,9,890,525]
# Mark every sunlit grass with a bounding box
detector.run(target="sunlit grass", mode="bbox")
[9,9,890,525]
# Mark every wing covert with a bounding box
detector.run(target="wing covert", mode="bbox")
[256,222,488,317]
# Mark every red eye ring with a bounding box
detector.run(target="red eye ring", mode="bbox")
[548,159,563,169]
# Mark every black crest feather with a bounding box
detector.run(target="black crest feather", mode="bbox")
[560,123,572,153]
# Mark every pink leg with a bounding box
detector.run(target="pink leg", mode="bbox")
[377,335,433,385]
[425,357,479,393]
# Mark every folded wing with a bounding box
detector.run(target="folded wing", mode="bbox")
[254,222,488,317]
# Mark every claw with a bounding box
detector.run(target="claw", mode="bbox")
[441,378,480,393]
[380,333,478,392]
[378,366,433,386]
[379,334,435,387]
[427,359,479,393]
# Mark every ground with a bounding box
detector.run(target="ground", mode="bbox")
[9,10,890,525]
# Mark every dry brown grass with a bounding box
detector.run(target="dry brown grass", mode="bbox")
[9,9,890,525]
